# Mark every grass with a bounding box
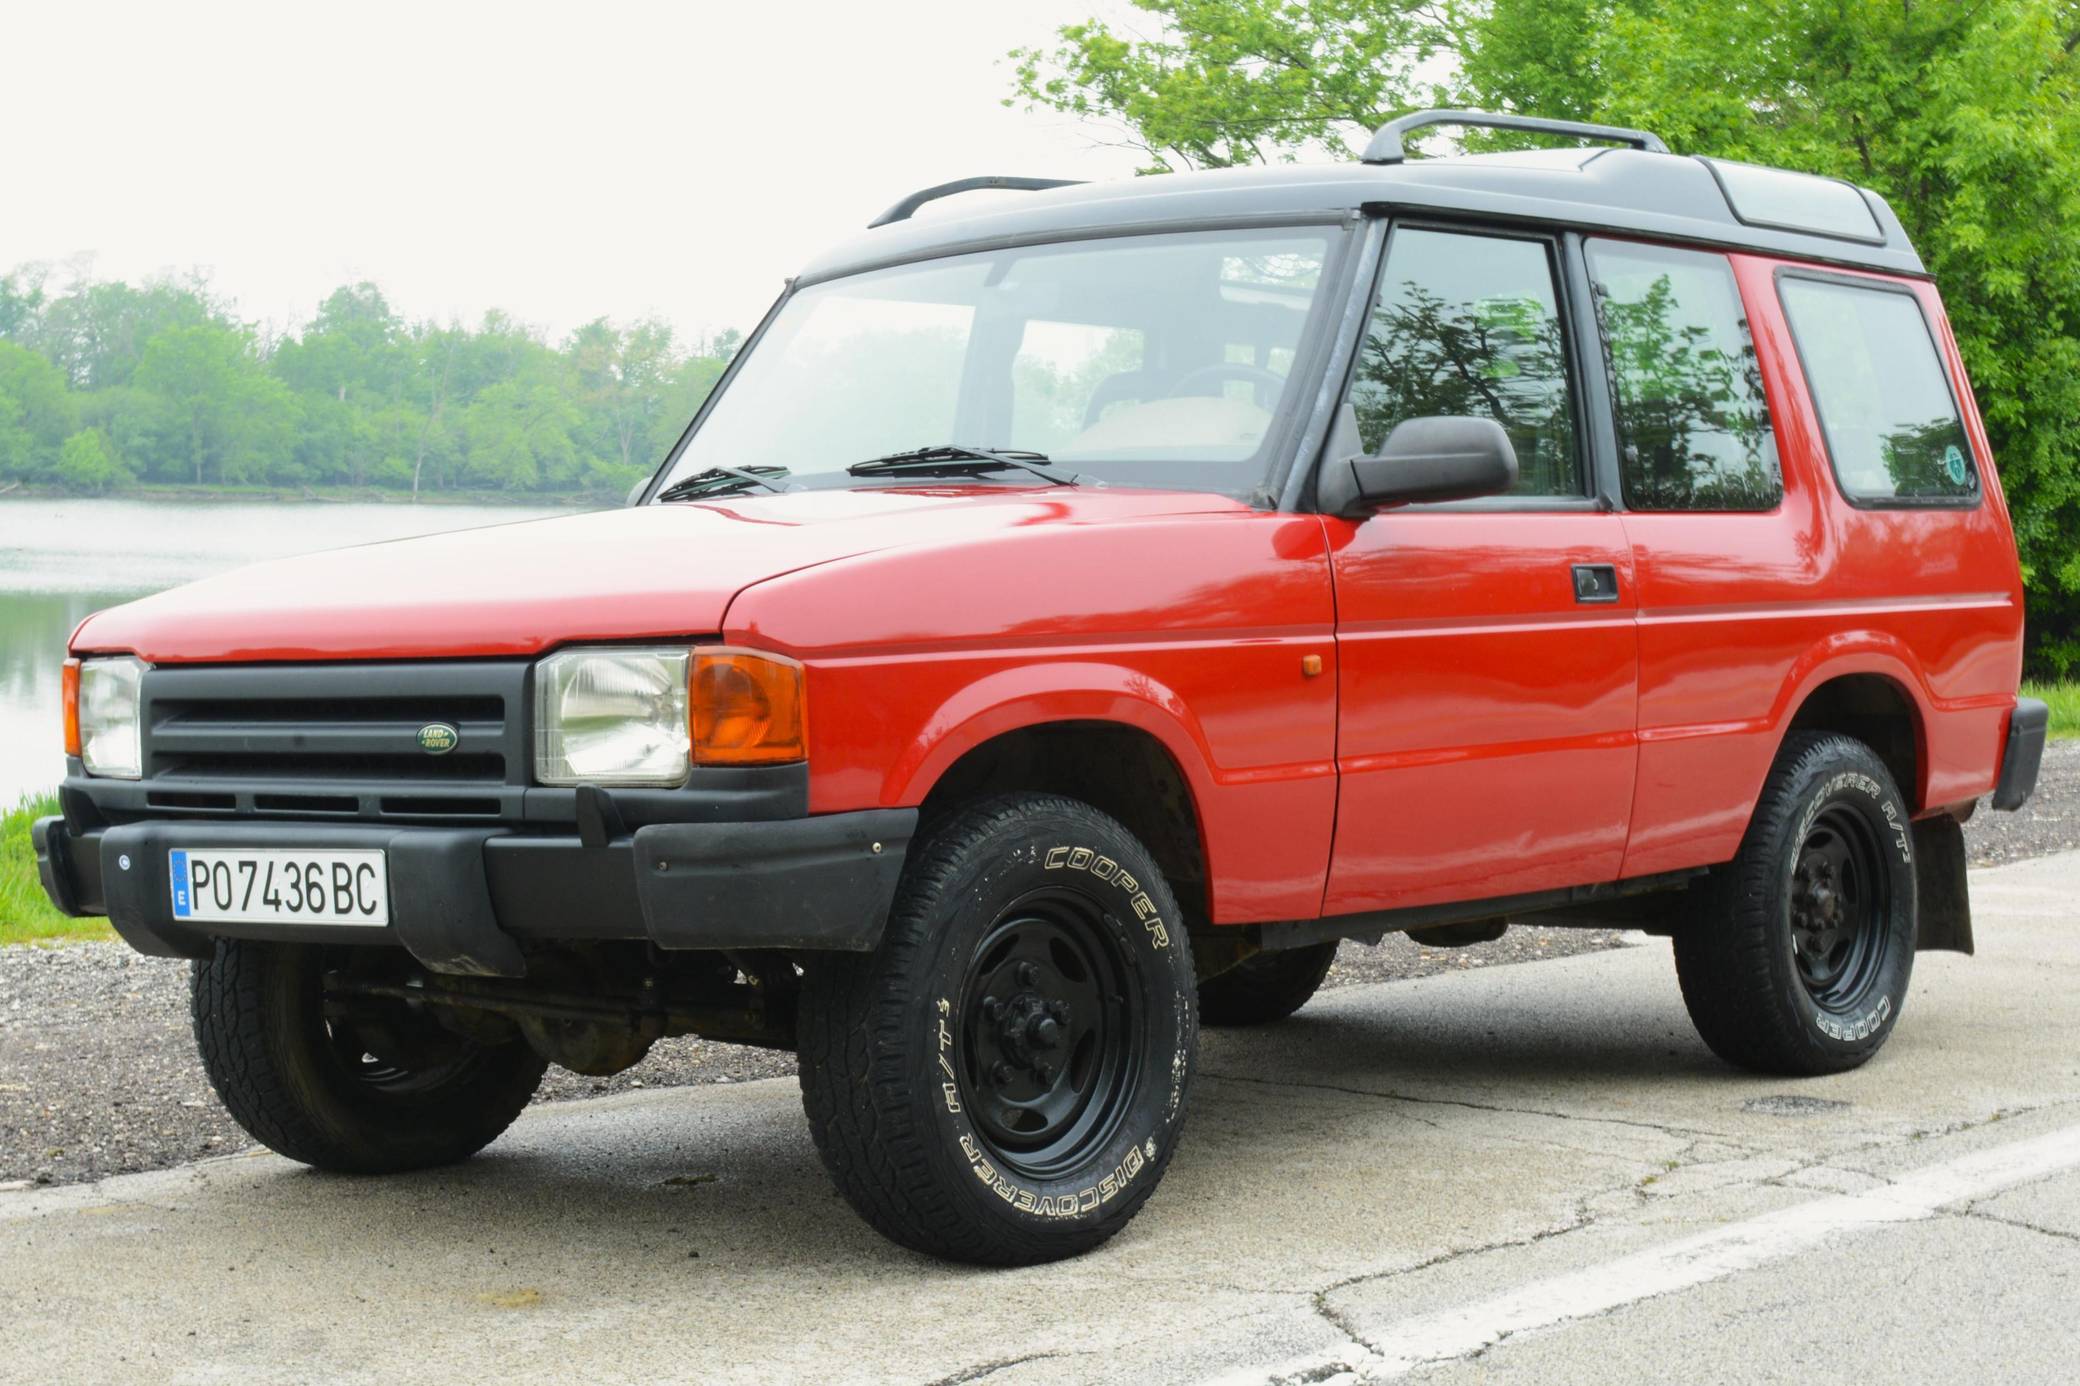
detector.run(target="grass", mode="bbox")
[2023,681,2080,740]
[1,792,112,946]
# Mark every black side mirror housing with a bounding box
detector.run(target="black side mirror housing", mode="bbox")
[1317,415,1519,518]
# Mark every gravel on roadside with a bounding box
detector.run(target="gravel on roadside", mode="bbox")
[5,739,2074,1190]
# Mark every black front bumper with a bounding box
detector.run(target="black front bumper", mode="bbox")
[1992,697,2050,811]
[34,802,916,978]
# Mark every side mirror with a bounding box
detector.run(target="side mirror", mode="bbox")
[1318,415,1519,517]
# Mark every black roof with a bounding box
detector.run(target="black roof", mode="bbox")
[804,147,1923,286]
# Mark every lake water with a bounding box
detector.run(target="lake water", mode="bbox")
[0,497,569,804]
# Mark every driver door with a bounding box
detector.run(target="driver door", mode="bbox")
[1321,224,1640,915]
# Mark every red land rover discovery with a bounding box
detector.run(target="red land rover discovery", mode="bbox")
[34,111,2049,1264]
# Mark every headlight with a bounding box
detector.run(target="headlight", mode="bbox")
[71,656,146,779]
[534,646,692,786]
[532,644,809,785]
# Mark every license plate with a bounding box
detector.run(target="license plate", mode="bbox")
[170,849,389,926]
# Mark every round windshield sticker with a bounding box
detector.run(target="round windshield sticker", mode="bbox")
[1944,444,1969,485]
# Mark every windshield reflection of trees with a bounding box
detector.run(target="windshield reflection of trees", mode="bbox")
[1350,285,1577,497]
[1598,275,1777,510]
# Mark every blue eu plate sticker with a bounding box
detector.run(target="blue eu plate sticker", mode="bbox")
[1944,444,1968,485]
[170,850,192,918]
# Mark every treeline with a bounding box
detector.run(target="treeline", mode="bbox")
[0,269,739,500]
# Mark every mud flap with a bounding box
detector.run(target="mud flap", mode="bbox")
[1912,815,1973,955]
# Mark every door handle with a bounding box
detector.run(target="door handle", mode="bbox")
[1572,563,1620,604]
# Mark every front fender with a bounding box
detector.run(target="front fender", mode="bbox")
[886,661,1219,811]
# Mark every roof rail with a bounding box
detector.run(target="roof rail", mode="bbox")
[869,175,1085,229]
[1361,108,1669,165]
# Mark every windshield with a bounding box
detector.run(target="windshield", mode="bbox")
[654,227,1338,498]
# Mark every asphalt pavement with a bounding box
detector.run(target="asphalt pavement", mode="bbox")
[3,851,2077,1385]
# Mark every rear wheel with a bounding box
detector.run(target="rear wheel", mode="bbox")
[797,794,1197,1265]
[1674,732,1916,1076]
[1197,942,1338,1026]
[192,940,547,1172]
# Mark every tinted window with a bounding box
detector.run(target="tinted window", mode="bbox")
[1778,276,1979,505]
[1587,241,1780,511]
[1350,229,1581,498]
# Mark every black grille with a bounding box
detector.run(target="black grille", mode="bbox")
[137,661,532,821]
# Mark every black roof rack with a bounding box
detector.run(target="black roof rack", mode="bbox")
[869,175,1085,229]
[1362,108,1670,165]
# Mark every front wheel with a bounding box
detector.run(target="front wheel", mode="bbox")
[192,940,547,1172]
[1674,732,1917,1076]
[797,794,1198,1265]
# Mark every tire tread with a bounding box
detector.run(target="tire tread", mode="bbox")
[797,793,1191,1264]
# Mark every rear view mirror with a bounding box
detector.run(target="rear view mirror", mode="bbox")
[1318,415,1519,517]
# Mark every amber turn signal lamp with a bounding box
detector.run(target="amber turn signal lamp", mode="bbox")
[691,649,807,765]
[61,658,82,758]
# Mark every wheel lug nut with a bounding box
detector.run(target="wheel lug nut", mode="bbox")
[1015,962,1039,987]
[1035,1062,1056,1085]
[993,1062,1017,1085]
[982,997,1003,1020]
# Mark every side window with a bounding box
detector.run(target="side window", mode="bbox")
[1350,228,1583,498]
[1777,276,1980,506]
[1586,241,1780,511]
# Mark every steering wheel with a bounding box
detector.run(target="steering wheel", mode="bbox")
[1165,362,1286,408]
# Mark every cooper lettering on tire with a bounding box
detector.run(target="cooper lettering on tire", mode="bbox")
[797,793,1198,1265]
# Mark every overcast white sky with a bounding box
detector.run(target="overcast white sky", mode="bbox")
[3,0,1154,346]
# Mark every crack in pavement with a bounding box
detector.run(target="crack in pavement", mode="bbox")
[1955,1205,2080,1247]
[1198,1068,1737,1143]
[1234,1100,2080,1384]
[920,1351,1071,1386]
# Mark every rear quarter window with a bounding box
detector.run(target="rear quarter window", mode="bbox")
[1586,240,1781,512]
[1776,275,1981,507]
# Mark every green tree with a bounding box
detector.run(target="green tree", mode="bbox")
[30,275,221,390]
[53,428,128,492]
[132,323,299,484]
[462,378,584,491]
[1009,0,1447,171]
[569,316,678,475]
[0,341,76,481]
[1,264,743,504]
[1012,0,2080,670]
[0,270,45,342]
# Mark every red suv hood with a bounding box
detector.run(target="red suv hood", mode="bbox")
[73,487,1247,663]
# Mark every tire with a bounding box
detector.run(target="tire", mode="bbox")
[192,939,548,1173]
[1198,942,1338,1026]
[797,793,1197,1265]
[1674,732,1917,1076]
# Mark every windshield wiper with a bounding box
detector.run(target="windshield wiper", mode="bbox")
[846,444,1083,486]
[654,465,795,502]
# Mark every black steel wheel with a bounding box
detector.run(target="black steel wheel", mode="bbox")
[798,793,1198,1265]
[1788,805,1892,1011]
[192,940,547,1173]
[958,889,1138,1179]
[1676,731,1917,1075]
